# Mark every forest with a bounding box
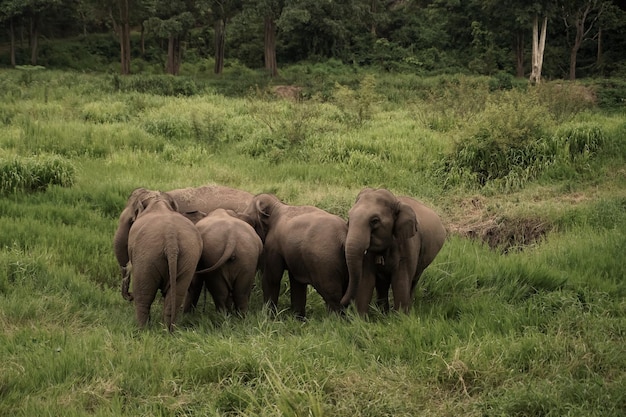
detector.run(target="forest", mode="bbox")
[1,0,626,80]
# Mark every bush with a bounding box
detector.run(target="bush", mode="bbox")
[332,74,381,127]
[0,155,75,194]
[111,74,200,96]
[435,89,555,190]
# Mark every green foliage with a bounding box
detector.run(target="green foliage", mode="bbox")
[589,78,626,111]
[434,88,614,192]
[0,155,75,194]
[534,82,598,122]
[0,70,625,417]
[332,74,381,127]
[435,89,554,190]
[110,74,200,96]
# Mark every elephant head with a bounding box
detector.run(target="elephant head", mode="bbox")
[341,188,418,307]
[114,188,159,281]
[118,190,180,301]
[114,188,202,275]
[242,193,280,243]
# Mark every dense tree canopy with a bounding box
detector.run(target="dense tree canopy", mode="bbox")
[0,0,625,78]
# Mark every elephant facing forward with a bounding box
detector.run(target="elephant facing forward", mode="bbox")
[242,193,349,319]
[114,185,253,282]
[341,188,446,315]
[124,192,203,331]
[184,208,263,316]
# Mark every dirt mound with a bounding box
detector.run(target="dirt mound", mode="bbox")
[273,85,303,101]
[453,216,551,253]
[447,197,553,253]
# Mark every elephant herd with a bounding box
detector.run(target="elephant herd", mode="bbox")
[113,184,446,331]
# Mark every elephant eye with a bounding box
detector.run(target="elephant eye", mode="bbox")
[370,217,380,228]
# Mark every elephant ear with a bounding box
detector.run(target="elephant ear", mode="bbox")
[355,187,375,203]
[161,192,179,212]
[255,195,274,219]
[393,201,418,240]
[131,197,147,223]
[252,194,276,241]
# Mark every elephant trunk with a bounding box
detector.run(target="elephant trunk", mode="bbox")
[340,227,370,307]
[113,214,131,277]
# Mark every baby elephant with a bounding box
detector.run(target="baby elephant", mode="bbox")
[124,192,203,331]
[184,208,263,316]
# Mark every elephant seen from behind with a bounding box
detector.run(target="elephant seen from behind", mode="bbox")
[123,192,203,331]
[113,185,253,283]
[242,193,349,319]
[341,188,446,315]
[183,208,263,316]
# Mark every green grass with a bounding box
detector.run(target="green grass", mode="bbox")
[0,68,625,416]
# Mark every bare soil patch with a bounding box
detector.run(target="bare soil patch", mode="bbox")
[446,196,553,253]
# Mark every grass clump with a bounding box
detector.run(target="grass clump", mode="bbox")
[110,74,201,96]
[0,155,75,194]
[0,69,625,417]
[434,89,614,192]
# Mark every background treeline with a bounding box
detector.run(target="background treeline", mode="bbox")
[1,0,625,79]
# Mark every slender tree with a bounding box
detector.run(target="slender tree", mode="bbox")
[252,0,283,77]
[144,0,196,75]
[529,14,547,84]
[0,1,21,67]
[561,0,610,80]
[207,0,243,75]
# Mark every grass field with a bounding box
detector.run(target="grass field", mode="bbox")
[0,67,625,416]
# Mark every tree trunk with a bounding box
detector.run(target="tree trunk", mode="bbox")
[30,16,39,66]
[119,0,131,75]
[264,16,278,77]
[140,23,146,57]
[214,18,225,75]
[529,15,547,85]
[167,36,181,75]
[515,30,524,78]
[370,0,377,36]
[9,18,16,67]
[597,26,602,64]
[569,38,581,81]
[166,37,181,75]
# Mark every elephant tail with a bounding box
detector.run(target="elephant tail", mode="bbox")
[121,262,133,301]
[196,239,236,275]
[167,245,179,333]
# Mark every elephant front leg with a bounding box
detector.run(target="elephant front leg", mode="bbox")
[391,270,412,313]
[375,274,391,313]
[289,274,307,320]
[354,270,376,315]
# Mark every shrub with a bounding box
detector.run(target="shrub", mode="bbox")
[552,123,606,159]
[435,89,555,191]
[332,74,381,127]
[0,155,75,194]
[535,82,597,121]
[111,74,200,96]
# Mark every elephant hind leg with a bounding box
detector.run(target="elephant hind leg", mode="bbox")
[232,275,253,316]
[183,274,204,313]
[205,273,231,313]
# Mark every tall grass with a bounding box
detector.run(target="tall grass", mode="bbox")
[0,68,624,416]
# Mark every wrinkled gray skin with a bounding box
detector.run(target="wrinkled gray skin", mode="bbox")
[124,193,203,331]
[242,193,348,319]
[114,185,253,282]
[183,208,263,316]
[341,188,446,315]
